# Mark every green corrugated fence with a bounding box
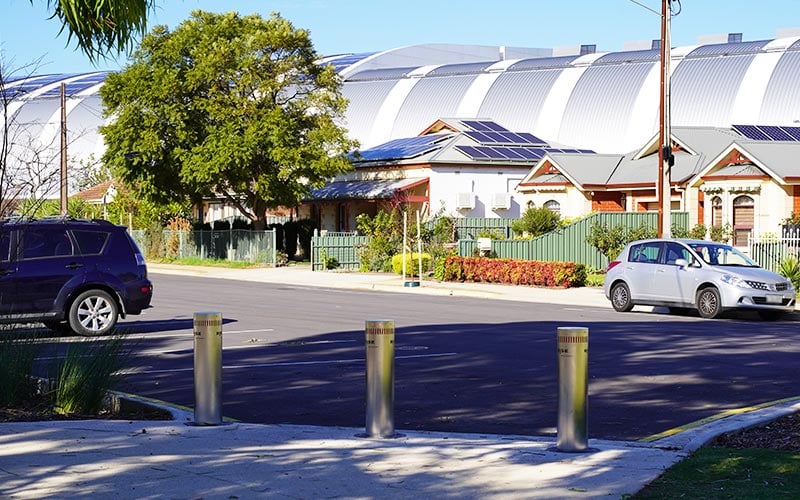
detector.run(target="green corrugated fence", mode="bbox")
[459,212,689,269]
[130,229,277,265]
[309,212,691,271]
[311,234,370,271]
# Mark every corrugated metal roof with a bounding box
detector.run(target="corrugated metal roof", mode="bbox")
[559,61,655,154]
[759,51,800,122]
[346,67,417,81]
[707,163,764,177]
[594,49,660,64]
[734,141,800,179]
[545,154,623,187]
[670,54,755,126]
[684,40,769,58]
[506,56,577,71]
[671,127,740,155]
[477,69,562,136]
[391,75,478,138]
[307,177,427,201]
[427,61,495,77]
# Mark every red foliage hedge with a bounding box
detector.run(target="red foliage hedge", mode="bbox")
[441,256,586,288]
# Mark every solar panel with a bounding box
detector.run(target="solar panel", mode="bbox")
[483,121,509,132]
[514,148,544,160]
[758,125,794,141]
[732,124,771,141]
[456,143,549,161]
[516,132,546,145]
[782,126,800,141]
[465,130,547,146]
[492,147,527,160]
[354,134,451,161]
[455,145,491,159]
[461,120,510,133]
[733,124,800,142]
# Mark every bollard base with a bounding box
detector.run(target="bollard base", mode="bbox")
[548,445,598,454]
[185,421,233,427]
[355,432,406,439]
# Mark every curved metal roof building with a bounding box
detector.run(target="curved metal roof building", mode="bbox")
[4,34,800,194]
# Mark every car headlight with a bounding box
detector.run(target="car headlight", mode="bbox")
[720,274,750,288]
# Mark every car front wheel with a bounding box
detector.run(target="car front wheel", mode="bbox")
[610,282,634,312]
[696,287,723,319]
[69,290,119,336]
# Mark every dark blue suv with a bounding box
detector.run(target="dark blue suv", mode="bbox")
[0,217,153,335]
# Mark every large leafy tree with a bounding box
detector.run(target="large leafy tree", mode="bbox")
[100,11,356,229]
[34,0,155,62]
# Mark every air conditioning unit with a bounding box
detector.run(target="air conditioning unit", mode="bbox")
[456,192,476,210]
[491,192,512,210]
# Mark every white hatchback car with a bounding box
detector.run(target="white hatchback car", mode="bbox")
[603,238,796,320]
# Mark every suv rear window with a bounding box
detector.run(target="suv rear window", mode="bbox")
[72,230,110,255]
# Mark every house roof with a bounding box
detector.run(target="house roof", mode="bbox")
[306,178,428,201]
[72,180,115,203]
[732,141,800,180]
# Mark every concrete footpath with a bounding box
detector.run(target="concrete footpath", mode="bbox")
[1,264,798,499]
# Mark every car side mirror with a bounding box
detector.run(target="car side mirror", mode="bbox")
[675,258,689,268]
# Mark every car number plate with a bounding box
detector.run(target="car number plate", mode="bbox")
[765,294,783,304]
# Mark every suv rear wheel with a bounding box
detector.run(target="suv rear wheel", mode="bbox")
[69,289,119,336]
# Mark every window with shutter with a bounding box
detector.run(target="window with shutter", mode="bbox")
[732,195,754,246]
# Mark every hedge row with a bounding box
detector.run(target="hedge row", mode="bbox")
[441,256,586,288]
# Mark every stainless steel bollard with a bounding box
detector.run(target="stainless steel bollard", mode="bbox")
[193,312,223,425]
[556,326,589,452]
[364,320,396,438]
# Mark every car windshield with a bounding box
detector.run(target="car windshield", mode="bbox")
[687,242,758,267]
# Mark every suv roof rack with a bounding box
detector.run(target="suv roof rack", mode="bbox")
[0,215,117,226]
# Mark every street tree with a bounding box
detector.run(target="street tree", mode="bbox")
[32,0,155,62]
[100,10,356,229]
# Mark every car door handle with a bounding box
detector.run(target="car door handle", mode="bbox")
[65,263,84,270]
[0,269,12,276]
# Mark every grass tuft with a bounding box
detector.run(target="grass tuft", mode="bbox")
[51,332,128,415]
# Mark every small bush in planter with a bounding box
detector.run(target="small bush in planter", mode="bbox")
[391,253,431,276]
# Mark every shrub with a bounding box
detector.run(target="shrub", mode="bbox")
[318,249,339,270]
[144,222,166,259]
[586,222,656,262]
[511,206,561,238]
[672,223,707,240]
[356,210,404,272]
[441,256,585,288]
[709,223,733,243]
[165,216,193,259]
[391,253,432,276]
[778,255,800,290]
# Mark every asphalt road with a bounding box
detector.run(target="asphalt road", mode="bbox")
[37,273,800,441]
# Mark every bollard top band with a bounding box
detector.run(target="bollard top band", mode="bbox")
[365,320,395,329]
[556,327,588,334]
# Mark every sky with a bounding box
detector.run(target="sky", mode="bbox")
[2,0,800,74]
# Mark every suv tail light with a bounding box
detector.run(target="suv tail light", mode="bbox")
[606,260,621,271]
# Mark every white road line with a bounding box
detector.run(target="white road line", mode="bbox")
[133,352,458,375]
